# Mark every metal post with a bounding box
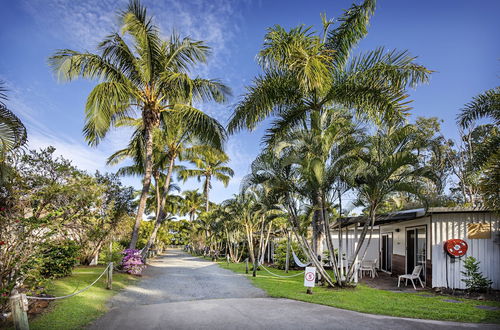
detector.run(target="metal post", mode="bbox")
[10,290,29,330]
[245,258,249,274]
[106,262,113,290]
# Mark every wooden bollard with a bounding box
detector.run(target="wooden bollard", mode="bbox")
[10,290,29,330]
[245,258,249,274]
[106,262,113,290]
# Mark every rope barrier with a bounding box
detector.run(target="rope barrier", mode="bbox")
[258,263,305,278]
[26,263,112,300]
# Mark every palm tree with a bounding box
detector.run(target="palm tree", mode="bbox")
[0,82,27,164]
[109,113,224,255]
[182,189,204,222]
[343,123,433,281]
[179,148,234,212]
[228,0,430,137]
[457,87,500,129]
[49,0,230,249]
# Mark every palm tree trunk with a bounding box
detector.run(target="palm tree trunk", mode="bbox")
[345,204,377,281]
[129,125,154,249]
[205,175,210,212]
[142,157,175,256]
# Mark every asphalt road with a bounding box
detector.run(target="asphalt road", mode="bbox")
[88,249,496,330]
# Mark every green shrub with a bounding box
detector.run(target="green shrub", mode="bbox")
[39,240,80,278]
[99,241,127,265]
[273,240,308,270]
[461,256,492,293]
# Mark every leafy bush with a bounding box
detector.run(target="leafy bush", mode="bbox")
[39,240,80,278]
[274,240,308,270]
[461,256,492,292]
[122,249,146,275]
[99,241,127,265]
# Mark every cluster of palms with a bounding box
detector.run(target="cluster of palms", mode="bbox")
[1,0,491,288]
[218,0,437,287]
[48,0,233,252]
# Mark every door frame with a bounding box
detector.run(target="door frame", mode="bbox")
[405,225,427,283]
[380,232,393,273]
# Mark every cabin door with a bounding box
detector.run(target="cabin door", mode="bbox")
[406,226,426,282]
[380,233,393,272]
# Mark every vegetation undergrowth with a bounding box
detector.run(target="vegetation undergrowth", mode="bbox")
[29,266,137,330]
[219,262,500,324]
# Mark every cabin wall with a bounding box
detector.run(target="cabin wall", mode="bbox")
[379,217,431,285]
[330,227,380,262]
[431,212,500,290]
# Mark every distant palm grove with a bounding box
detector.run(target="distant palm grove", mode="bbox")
[0,0,498,314]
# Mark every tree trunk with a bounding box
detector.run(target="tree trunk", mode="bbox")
[345,204,377,281]
[129,123,155,249]
[142,157,175,256]
[318,193,340,283]
[205,175,211,212]
[311,193,325,258]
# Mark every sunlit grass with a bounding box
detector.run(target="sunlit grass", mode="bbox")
[30,266,138,330]
[219,262,500,324]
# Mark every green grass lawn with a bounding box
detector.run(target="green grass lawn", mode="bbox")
[219,262,500,324]
[29,266,138,330]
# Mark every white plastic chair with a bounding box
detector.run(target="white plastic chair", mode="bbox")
[359,259,378,278]
[398,265,424,290]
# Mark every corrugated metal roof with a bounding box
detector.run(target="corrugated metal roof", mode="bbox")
[337,207,494,228]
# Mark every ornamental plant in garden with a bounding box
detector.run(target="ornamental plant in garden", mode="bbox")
[122,249,146,275]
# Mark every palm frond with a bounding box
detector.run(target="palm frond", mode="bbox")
[457,87,500,128]
[325,0,376,68]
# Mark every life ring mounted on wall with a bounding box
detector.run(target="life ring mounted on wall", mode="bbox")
[444,239,468,257]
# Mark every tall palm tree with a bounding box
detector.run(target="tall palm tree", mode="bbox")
[49,0,230,248]
[179,148,234,212]
[0,82,27,163]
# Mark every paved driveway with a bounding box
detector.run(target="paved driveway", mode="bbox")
[89,249,496,330]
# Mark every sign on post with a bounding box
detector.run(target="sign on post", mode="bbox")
[304,267,316,287]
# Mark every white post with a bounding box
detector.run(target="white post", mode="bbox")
[354,242,358,284]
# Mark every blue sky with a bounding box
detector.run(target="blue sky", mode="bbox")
[0,0,499,207]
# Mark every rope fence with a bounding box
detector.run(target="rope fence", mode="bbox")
[26,262,112,301]
[258,263,305,278]
[10,262,114,330]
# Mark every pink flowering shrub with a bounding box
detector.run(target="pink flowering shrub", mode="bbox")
[121,249,146,275]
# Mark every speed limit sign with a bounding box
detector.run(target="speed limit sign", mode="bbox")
[304,267,316,287]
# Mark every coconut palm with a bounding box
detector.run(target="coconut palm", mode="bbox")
[0,82,27,164]
[49,0,230,249]
[109,113,224,255]
[179,148,234,212]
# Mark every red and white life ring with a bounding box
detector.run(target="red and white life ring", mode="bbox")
[444,239,468,257]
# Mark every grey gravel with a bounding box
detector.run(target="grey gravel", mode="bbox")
[106,249,266,309]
